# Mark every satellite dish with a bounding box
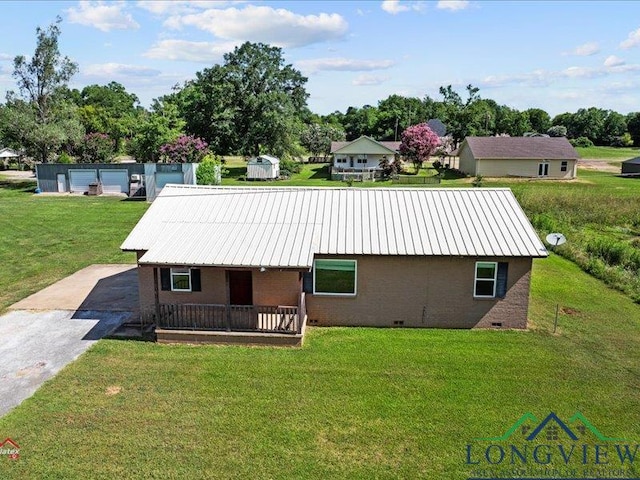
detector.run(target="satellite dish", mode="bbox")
[546,233,567,246]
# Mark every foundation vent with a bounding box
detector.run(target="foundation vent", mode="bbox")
[393,320,404,326]
[491,322,503,328]
[307,319,318,326]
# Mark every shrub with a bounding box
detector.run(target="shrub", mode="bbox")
[280,158,301,175]
[160,135,208,163]
[196,154,224,185]
[58,152,73,164]
[570,136,594,148]
[547,125,567,137]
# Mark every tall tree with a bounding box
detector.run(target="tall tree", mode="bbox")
[525,108,551,133]
[6,17,82,162]
[300,123,345,157]
[78,82,140,151]
[626,112,640,147]
[129,101,185,162]
[172,42,308,157]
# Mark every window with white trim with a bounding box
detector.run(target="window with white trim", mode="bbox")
[560,161,568,172]
[171,268,191,291]
[160,267,202,292]
[474,262,497,297]
[474,262,509,298]
[313,259,357,295]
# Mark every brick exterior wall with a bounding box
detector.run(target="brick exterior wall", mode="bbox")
[306,255,532,329]
[135,252,533,329]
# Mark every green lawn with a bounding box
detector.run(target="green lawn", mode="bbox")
[0,255,638,479]
[0,170,639,478]
[0,176,147,312]
[575,145,639,161]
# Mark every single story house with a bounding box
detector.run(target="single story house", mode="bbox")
[0,147,22,169]
[36,162,198,200]
[330,136,400,181]
[621,157,640,176]
[458,137,579,179]
[121,185,548,345]
[247,155,280,180]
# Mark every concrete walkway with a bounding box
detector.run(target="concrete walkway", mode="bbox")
[1,265,139,417]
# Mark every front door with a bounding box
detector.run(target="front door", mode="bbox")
[538,162,549,177]
[228,270,253,305]
[349,156,354,168]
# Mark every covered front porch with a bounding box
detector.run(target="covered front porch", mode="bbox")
[138,264,308,346]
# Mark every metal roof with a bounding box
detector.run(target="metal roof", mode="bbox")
[463,136,579,160]
[249,155,279,164]
[121,185,548,268]
[622,157,640,165]
[331,136,400,154]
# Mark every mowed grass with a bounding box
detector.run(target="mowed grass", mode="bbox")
[0,176,147,312]
[575,145,639,161]
[0,254,638,479]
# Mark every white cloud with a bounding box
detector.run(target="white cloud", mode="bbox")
[479,69,554,88]
[381,1,426,14]
[143,40,238,63]
[437,1,470,11]
[164,5,348,48]
[0,53,12,61]
[566,42,600,56]
[136,1,240,15]
[66,1,139,32]
[84,63,160,77]
[604,55,625,67]
[296,58,395,74]
[620,27,640,49]
[561,66,608,79]
[352,74,391,86]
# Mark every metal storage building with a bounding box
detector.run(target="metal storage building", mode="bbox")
[621,157,640,176]
[36,163,145,194]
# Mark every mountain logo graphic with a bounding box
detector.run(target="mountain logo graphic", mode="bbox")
[474,412,627,442]
[0,438,20,460]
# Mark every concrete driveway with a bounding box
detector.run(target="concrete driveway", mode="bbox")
[0,264,138,417]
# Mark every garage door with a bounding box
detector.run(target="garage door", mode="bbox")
[156,172,184,190]
[69,170,97,193]
[100,169,129,194]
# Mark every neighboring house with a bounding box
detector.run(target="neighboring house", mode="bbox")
[621,157,640,176]
[36,163,198,200]
[330,136,400,181]
[0,147,22,169]
[458,137,579,179]
[121,185,548,345]
[247,155,280,180]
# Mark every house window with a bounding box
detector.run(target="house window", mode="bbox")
[160,267,202,292]
[474,262,508,298]
[560,161,568,172]
[538,162,549,176]
[313,259,357,295]
[171,268,191,291]
[357,157,367,164]
[337,157,346,163]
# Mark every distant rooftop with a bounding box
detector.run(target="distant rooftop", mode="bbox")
[463,136,580,160]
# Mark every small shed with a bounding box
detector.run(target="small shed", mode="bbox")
[247,155,280,180]
[621,157,640,176]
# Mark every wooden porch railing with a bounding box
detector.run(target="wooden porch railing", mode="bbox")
[144,303,303,334]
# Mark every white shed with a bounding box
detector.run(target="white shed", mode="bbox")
[247,155,280,180]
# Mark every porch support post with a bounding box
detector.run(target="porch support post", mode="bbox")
[225,270,231,331]
[153,267,160,323]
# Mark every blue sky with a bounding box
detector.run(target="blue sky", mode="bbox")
[1,1,639,117]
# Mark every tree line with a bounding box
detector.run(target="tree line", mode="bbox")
[1,19,639,164]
